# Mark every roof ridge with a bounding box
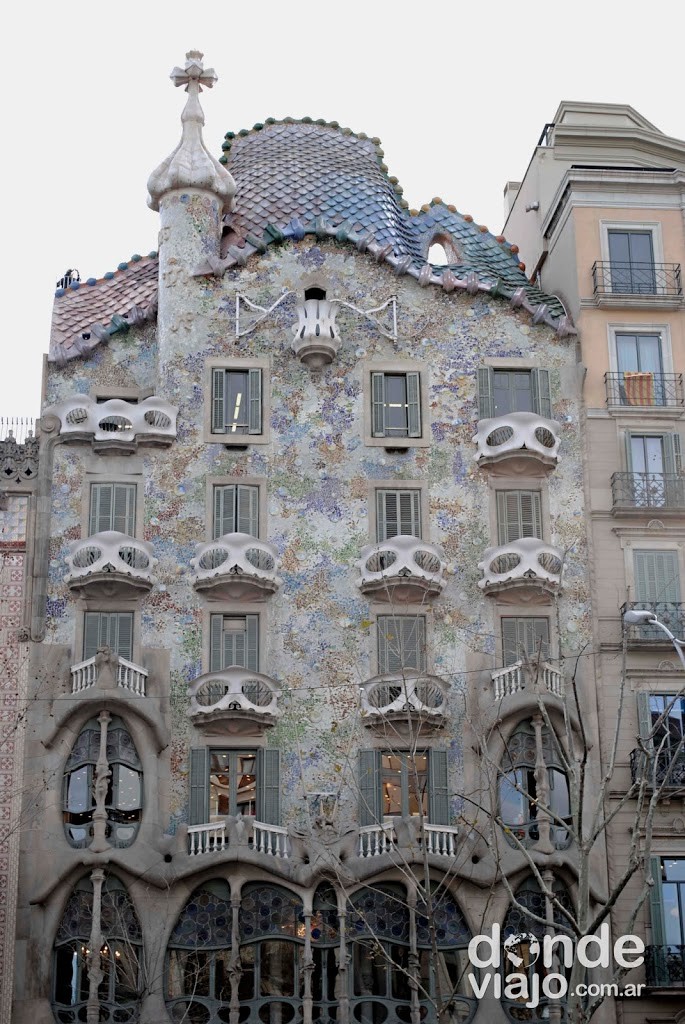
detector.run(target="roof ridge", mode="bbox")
[54,252,159,298]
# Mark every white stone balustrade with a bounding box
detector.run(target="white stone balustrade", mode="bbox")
[44,394,177,446]
[191,532,281,600]
[187,822,227,856]
[65,531,156,592]
[491,660,564,700]
[473,411,561,466]
[422,824,459,857]
[357,534,446,602]
[478,537,564,593]
[361,672,448,722]
[70,654,148,696]
[358,821,397,858]
[291,298,341,368]
[188,668,279,729]
[252,821,290,858]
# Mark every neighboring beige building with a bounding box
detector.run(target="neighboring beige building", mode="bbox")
[506,101,685,1022]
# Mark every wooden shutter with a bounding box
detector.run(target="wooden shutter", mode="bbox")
[648,856,667,983]
[371,373,386,436]
[406,372,422,437]
[477,367,494,419]
[248,369,262,434]
[189,747,209,825]
[359,749,381,826]
[402,615,425,671]
[531,368,552,418]
[502,617,549,665]
[83,613,102,660]
[637,691,655,749]
[496,491,542,544]
[89,484,111,535]
[210,614,223,672]
[237,485,259,537]
[212,368,226,433]
[634,550,681,603]
[257,748,280,824]
[245,615,259,672]
[377,490,421,541]
[428,749,450,825]
[501,617,520,666]
[114,613,133,660]
[378,616,425,673]
[214,485,236,539]
[113,484,135,535]
[663,434,682,475]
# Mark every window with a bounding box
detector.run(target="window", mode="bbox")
[375,488,421,541]
[636,694,685,788]
[632,550,681,638]
[209,750,257,818]
[63,717,143,848]
[625,433,682,507]
[501,617,549,667]
[211,367,262,435]
[478,367,551,419]
[496,490,542,544]
[89,483,136,536]
[210,614,259,672]
[213,484,259,539]
[499,720,571,848]
[615,332,668,406]
[359,749,449,825]
[377,615,426,674]
[350,885,411,1019]
[188,747,280,826]
[647,858,685,986]
[83,612,133,661]
[371,371,421,438]
[608,229,656,293]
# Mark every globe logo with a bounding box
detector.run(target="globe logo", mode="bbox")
[503,932,541,970]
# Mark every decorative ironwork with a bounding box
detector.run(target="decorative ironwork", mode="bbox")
[605,371,683,407]
[622,601,685,642]
[168,884,232,948]
[0,431,39,482]
[239,885,304,940]
[416,888,471,947]
[349,887,409,943]
[645,944,685,986]
[592,261,682,297]
[612,472,685,510]
[630,747,685,789]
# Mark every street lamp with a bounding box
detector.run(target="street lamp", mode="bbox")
[623,609,685,671]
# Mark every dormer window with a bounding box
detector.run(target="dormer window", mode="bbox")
[427,233,461,266]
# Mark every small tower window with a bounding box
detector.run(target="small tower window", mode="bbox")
[304,287,326,301]
[427,234,461,266]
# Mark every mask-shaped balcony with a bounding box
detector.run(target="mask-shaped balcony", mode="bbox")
[473,412,561,470]
[479,538,564,596]
[357,535,446,603]
[361,671,448,735]
[44,394,177,452]
[291,298,341,369]
[65,531,156,597]
[191,533,281,601]
[188,667,279,736]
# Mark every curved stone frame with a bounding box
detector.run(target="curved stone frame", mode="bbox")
[43,393,178,450]
[356,534,446,603]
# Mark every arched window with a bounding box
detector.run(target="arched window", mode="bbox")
[311,883,339,1022]
[499,719,571,849]
[165,880,233,1022]
[63,715,143,849]
[349,884,411,1022]
[239,885,305,1022]
[53,874,142,1023]
[427,234,461,267]
[416,886,477,1023]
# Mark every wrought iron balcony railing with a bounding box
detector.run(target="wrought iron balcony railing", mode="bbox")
[356,534,446,602]
[479,538,564,594]
[187,667,279,733]
[605,371,683,407]
[65,531,156,594]
[473,411,561,467]
[622,601,685,642]
[645,944,685,987]
[612,472,685,511]
[592,261,682,297]
[190,533,281,600]
[630,747,685,790]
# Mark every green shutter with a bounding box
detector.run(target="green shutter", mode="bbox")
[648,856,667,983]
[502,616,549,666]
[189,747,209,826]
[400,490,421,536]
[246,615,259,672]
[377,490,421,541]
[428,750,450,825]
[114,613,133,661]
[406,372,422,438]
[376,490,390,541]
[237,485,259,537]
[477,367,494,419]
[213,485,235,539]
[113,484,135,535]
[210,614,223,672]
[379,616,425,673]
[634,550,681,603]
[359,749,381,826]
[89,484,111,535]
[402,615,426,672]
[257,748,280,824]
[248,368,262,434]
[83,613,102,660]
[637,692,654,748]
[377,616,391,673]
[212,369,226,433]
[501,617,520,666]
[673,433,682,475]
[531,368,552,418]
[372,373,386,436]
[497,491,541,544]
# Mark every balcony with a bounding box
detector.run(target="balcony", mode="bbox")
[491,660,564,701]
[612,472,685,513]
[622,602,685,644]
[357,820,460,859]
[65,531,155,596]
[592,261,683,307]
[291,298,341,368]
[71,653,148,697]
[356,535,446,603]
[473,412,560,470]
[186,818,290,858]
[630,747,685,791]
[479,538,564,596]
[605,371,683,408]
[644,945,685,988]
[358,821,396,858]
[187,667,279,735]
[361,672,448,735]
[45,394,177,451]
[420,824,459,857]
[191,533,281,601]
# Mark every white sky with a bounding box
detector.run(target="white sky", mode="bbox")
[4,0,685,421]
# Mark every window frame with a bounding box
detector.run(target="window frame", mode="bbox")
[88,482,137,537]
[203,357,271,445]
[202,605,266,675]
[477,364,552,420]
[500,615,551,667]
[608,322,673,378]
[205,475,267,542]
[82,610,135,662]
[375,613,427,675]
[495,488,544,544]
[363,361,430,448]
[600,220,665,297]
[208,748,259,819]
[80,462,144,541]
[209,612,260,673]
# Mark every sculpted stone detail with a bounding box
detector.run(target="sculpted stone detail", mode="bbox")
[473,410,561,466]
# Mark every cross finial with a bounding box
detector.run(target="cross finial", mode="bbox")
[170,50,218,92]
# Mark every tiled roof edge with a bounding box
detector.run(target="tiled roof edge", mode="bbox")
[53,252,159,299]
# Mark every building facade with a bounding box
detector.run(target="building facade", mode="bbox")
[14,56,603,1024]
[505,101,685,1023]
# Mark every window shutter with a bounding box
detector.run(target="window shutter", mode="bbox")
[477,367,494,419]
[497,491,541,543]
[257,748,280,824]
[663,434,681,475]
[189,747,209,826]
[371,373,386,436]
[377,616,391,674]
[359,749,381,826]
[401,615,426,672]
[624,432,635,472]
[376,490,390,541]
[636,692,654,748]
[673,433,682,475]
[83,613,102,660]
[210,614,223,672]
[214,485,235,540]
[501,618,520,666]
[89,484,112,535]
[400,490,421,536]
[212,368,226,433]
[406,372,422,438]
[245,615,259,672]
[237,485,259,537]
[113,484,135,535]
[248,368,262,434]
[114,613,133,661]
[428,750,450,825]
[377,490,421,541]
[520,491,542,539]
[531,368,552,419]
[634,550,681,603]
[648,856,667,983]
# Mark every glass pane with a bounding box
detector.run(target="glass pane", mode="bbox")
[239,944,256,1001]
[236,752,257,817]
[662,881,684,945]
[608,231,631,265]
[616,334,639,372]
[114,764,142,811]
[54,943,85,1006]
[500,770,528,826]
[259,940,297,997]
[354,942,387,996]
[407,754,428,816]
[111,941,140,1001]
[384,375,408,436]
[636,334,662,374]
[66,766,92,813]
[381,755,403,817]
[664,858,685,882]
[226,371,249,434]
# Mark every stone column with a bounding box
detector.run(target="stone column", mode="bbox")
[86,868,106,1024]
[532,713,554,854]
[90,711,111,853]
[543,868,563,1024]
[229,893,242,1024]
[302,912,314,1024]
